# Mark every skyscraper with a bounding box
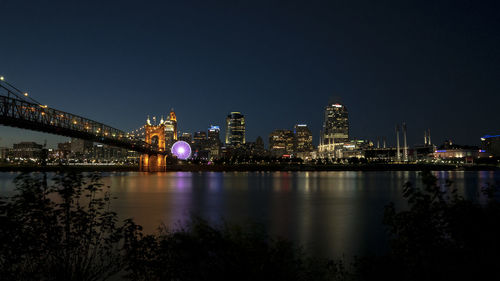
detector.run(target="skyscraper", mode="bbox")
[207,125,221,159]
[318,102,349,157]
[164,109,177,149]
[322,103,349,143]
[294,124,313,152]
[208,126,221,144]
[193,131,208,151]
[225,112,245,147]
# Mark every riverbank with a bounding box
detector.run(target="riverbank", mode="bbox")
[168,163,500,172]
[0,164,139,172]
[0,163,498,172]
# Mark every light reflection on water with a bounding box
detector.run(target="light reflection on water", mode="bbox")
[1,170,499,259]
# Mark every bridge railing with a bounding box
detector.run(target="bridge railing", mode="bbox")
[0,93,161,154]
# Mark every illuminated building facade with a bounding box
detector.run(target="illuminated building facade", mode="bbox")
[433,149,484,160]
[269,129,295,156]
[294,124,313,152]
[481,134,500,157]
[318,103,349,157]
[208,125,221,158]
[225,112,245,147]
[9,142,44,160]
[164,109,177,149]
[179,132,192,144]
[339,139,372,158]
[433,140,489,162]
[208,126,221,144]
[90,144,129,162]
[193,131,208,151]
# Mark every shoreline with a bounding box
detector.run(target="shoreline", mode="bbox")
[0,163,498,172]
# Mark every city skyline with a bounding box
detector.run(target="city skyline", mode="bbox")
[1,0,499,148]
[0,94,495,149]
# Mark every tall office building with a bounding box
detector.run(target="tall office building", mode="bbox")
[208,125,221,145]
[164,109,177,148]
[318,102,349,157]
[179,132,192,144]
[294,124,313,152]
[207,125,221,159]
[225,112,245,147]
[193,131,208,151]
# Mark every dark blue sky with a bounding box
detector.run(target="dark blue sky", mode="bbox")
[1,0,499,148]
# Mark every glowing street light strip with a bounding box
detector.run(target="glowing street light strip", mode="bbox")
[171,141,191,160]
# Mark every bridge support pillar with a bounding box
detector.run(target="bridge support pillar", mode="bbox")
[140,121,168,172]
[140,153,166,172]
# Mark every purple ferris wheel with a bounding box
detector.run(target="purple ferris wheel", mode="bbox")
[171,141,192,160]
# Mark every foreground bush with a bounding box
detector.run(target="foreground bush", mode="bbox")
[355,171,500,281]
[124,217,342,281]
[0,172,134,281]
[3,170,498,281]
[0,172,341,281]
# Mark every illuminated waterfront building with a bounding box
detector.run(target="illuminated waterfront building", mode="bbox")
[432,140,490,163]
[339,139,372,159]
[294,124,313,152]
[269,129,295,156]
[90,144,129,163]
[225,112,245,147]
[8,142,44,160]
[481,134,500,157]
[318,102,349,158]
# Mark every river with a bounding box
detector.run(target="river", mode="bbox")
[1,170,498,259]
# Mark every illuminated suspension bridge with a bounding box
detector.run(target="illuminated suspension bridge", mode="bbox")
[0,77,162,156]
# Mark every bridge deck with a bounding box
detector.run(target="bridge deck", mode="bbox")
[0,84,162,154]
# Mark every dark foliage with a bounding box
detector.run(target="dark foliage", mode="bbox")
[123,217,343,281]
[4,170,499,281]
[0,172,343,281]
[355,170,500,281]
[0,172,134,281]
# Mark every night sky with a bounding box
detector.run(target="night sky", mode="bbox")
[1,0,499,148]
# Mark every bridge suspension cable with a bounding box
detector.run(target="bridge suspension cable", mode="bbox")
[127,125,145,137]
[0,77,164,154]
[0,76,47,108]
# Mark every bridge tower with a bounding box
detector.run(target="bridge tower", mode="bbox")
[140,116,167,172]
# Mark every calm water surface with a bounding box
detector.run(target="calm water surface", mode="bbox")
[1,170,499,259]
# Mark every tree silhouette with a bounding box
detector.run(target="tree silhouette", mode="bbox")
[0,172,134,281]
